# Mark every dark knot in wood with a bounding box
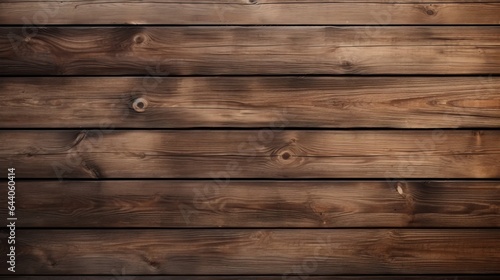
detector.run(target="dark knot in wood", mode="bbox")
[132,97,148,113]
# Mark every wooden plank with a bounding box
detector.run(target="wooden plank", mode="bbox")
[1,1,500,25]
[1,180,497,228]
[1,130,499,179]
[1,229,498,274]
[1,77,500,128]
[2,27,500,75]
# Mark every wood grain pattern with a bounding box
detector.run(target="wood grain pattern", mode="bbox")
[2,27,500,75]
[1,130,499,179]
[1,1,500,25]
[1,180,498,228]
[1,77,500,128]
[1,229,498,274]
[1,0,499,278]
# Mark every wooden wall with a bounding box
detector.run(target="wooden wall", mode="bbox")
[0,0,499,279]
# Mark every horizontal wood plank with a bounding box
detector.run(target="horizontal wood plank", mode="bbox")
[1,130,499,178]
[1,77,500,128]
[1,1,500,25]
[2,27,500,75]
[0,180,497,228]
[1,229,498,274]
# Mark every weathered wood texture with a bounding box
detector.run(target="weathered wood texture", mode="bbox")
[1,130,499,179]
[1,1,500,25]
[2,27,500,75]
[1,0,499,278]
[0,180,497,228]
[1,77,500,128]
[0,229,498,274]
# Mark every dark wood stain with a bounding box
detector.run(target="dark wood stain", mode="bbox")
[0,229,499,274]
[0,181,497,228]
[0,0,499,278]
[1,130,499,178]
[1,77,499,128]
[1,27,500,75]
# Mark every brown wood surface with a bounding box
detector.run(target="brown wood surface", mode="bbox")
[1,1,500,25]
[1,180,497,228]
[1,77,500,128]
[1,0,499,278]
[1,229,498,274]
[2,27,500,75]
[1,130,499,179]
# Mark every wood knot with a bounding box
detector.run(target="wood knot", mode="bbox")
[132,97,148,113]
[396,181,407,196]
[249,0,258,4]
[340,60,353,69]
[422,5,436,16]
[277,150,296,163]
[134,35,146,44]
[281,152,291,160]
[272,147,305,167]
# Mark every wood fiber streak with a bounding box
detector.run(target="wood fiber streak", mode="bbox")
[1,1,500,24]
[2,27,500,75]
[0,229,499,274]
[1,77,500,128]
[0,181,497,228]
[0,130,499,179]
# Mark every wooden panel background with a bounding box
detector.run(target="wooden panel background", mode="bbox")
[1,130,500,178]
[1,181,498,228]
[0,0,499,279]
[2,27,500,75]
[1,229,499,274]
[1,77,499,128]
[1,1,500,25]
